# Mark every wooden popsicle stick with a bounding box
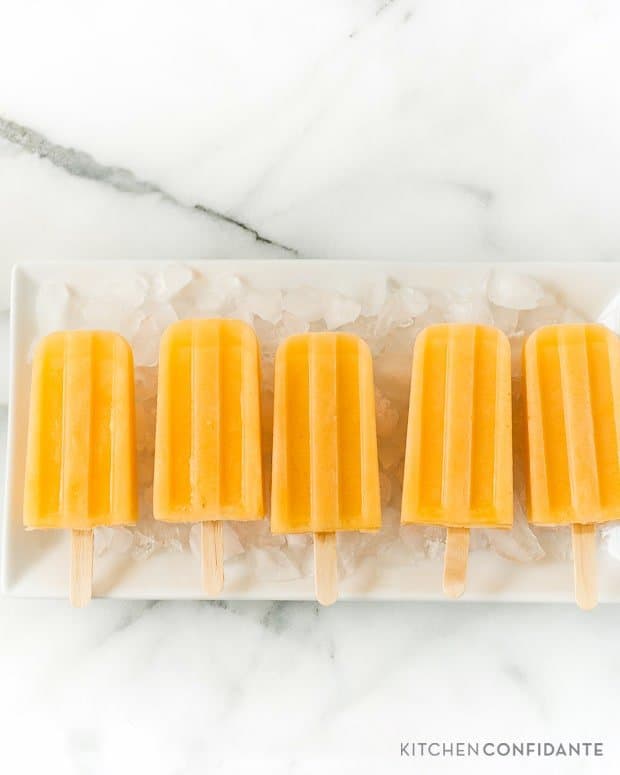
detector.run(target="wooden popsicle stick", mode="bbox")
[70,528,94,608]
[314,532,338,606]
[443,527,470,599]
[202,520,224,596]
[572,523,597,611]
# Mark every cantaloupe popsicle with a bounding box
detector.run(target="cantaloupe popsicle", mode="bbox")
[24,330,137,607]
[523,323,620,609]
[271,332,381,605]
[153,319,264,594]
[401,324,513,597]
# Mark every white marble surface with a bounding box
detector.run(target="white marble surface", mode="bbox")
[2,1,620,772]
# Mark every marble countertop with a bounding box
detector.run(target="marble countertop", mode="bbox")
[2,2,620,772]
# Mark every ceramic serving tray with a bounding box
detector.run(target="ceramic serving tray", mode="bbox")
[4,260,620,602]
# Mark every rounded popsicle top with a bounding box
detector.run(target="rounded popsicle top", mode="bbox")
[159,318,260,355]
[32,329,133,363]
[414,323,511,355]
[274,331,373,367]
[524,322,619,362]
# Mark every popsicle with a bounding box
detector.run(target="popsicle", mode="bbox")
[523,323,620,609]
[153,319,264,594]
[23,330,138,607]
[401,324,513,597]
[271,332,381,605]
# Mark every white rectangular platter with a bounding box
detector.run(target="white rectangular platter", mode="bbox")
[4,259,620,602]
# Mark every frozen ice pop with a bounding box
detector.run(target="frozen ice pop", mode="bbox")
[271,332,381,605]
[401,324,513,597]
[523,323,620,609]
[153,319,264,594]
[23,330,138,606]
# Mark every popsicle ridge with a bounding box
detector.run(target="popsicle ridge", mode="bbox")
[271,332,380,534]
[402,324,512,528]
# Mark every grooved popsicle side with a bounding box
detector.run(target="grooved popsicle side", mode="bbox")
[524,324,620,526]
[401,324,513,529]
[270,332,381,534]
[23,331,138,530]
[153,319,264,523]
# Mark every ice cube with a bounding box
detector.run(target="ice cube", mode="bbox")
[531,525,571,560]
[93,527,134,556]
[131,315,161,367]
[400,525,426,556]
[242,287,283,324]
[282,287,326,323]
[94,526,112,556]
[602,524,620,562]
[249,546,303,582]
[110,275,149,308]
[360,276,389,317]
[286,534,311,550]
[337,531,376,577]
[109,527,135,554]
[172,274,242,318]
[446,296,494,325]
[375,287,429,335]
[80,298,142,340]
[598,295,620,334]
[151,264,194,301]
[491,304,520,335]
[486,269,545,310]
[36,282,72,335]
[482,514,544,563]
[276,311,309,339]
[324,295,362,330]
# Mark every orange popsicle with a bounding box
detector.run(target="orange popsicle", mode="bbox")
[153,319,264,594]
[401,324,513,597]
[24,330,138,606]
[271,332,381,605]
[523,323,620,609]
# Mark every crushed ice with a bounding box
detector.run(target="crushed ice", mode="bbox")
[31,266,620,580]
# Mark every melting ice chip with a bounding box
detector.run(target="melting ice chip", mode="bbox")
[446,294,494,325]
[482,515,544,563]
[486,269,545,310]
[249,546,303,582]
[601,525,620,563]
[282,287,327,323]
[324,294,362,330]
[151,264,194,301]
[241,286,283,324]
[131,316,162,367]
[109,275,149,308]
[375,286,428,335]
[173,274,243,317]
[36,283,71,335]
[360,276,389,317]
[81,298,143,341]
[94,526,134,556]
[598,294,620,334]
